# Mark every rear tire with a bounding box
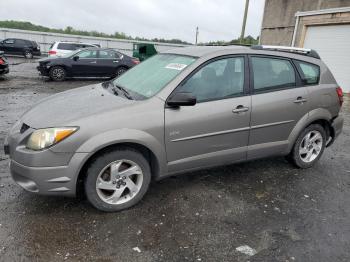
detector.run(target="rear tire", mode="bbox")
[24,50,33,59]
[287,124,326,168]
[84,148,151,212]
[49,66,66,81]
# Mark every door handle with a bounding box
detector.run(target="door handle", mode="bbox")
[113,60,120,63]
[293,96,307,103]
[90,61,97,64]
[232,105,249,113]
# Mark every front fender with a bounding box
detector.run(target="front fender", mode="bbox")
[75,128,167,176]
[286,108,332,153]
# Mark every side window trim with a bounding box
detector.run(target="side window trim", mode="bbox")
[292,59,320,86]
[248,54,302,95]
[168,54,250,104]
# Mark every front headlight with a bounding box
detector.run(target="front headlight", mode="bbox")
[26,127,78,150]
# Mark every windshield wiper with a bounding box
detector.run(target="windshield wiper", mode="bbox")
[113,84,133,100]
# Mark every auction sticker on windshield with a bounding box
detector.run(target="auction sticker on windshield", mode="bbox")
[165,63,188,70]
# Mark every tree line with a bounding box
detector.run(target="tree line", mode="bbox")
[0,20,191,45]
[0,20,259,46]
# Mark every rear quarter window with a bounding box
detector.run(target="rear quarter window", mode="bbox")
[294,60,320,85]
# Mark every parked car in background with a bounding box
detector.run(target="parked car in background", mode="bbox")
[0,38,41,58]
[0,51,9,76]
[48,41,100,57]
[37,47,140,81]
[133,43,157,61]
[6,45,343,212]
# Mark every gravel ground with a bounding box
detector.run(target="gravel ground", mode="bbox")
[0,57,349,262]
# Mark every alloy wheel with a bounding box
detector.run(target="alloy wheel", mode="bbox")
[299,130,323,163]
[96,159,143,205]
[52,68,65,80]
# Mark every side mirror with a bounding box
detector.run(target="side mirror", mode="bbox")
[167,92,197,107]
[73,56,79,61]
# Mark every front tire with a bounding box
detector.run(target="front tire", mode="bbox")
[115,66,127,77]
[84,148,151,212]
[287,124,326,168]
[49,66,66,81]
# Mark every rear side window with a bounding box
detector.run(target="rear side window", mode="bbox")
[57,43,77,50]
[99,50,119,59]
[4,39,15,44]
[252,57,296,92]
[15,39,26,46]
[294,61,320,85]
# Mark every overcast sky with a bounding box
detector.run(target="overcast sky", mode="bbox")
[0,0,265,43]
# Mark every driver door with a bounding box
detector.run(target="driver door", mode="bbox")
[0,39,15,54]
[72,50,98,77]
[165,56,251,174]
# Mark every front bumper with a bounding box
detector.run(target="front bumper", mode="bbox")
[37,65,49,76]
[9,152,88,197]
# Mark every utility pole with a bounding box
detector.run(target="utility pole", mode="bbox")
[240,0,249,44]
[195,26,199,45]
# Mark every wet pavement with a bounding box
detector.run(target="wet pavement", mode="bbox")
[0,57,349,262]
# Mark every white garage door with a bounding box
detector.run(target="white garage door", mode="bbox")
[303,24,350,92]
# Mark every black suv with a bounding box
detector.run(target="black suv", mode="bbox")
[0,38,41,59]
[0,51,9,76]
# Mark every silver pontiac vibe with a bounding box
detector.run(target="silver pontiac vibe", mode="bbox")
[4,45,344,212]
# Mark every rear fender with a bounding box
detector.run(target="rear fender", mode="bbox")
[287,108,332,153]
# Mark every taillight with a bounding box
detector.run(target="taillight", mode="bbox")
[0,58,4,65]
[132,58,140,65]
[336,87,343,107]
[48,50,56,55]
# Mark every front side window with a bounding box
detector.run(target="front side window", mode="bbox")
[77,50,97,59]
[4,39,15,44]
[295,61,320,85]
[252,57,296,92]
[113,54,196,99]
[179,57,245,102]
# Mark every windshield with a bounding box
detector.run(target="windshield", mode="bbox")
[113,54,196,99]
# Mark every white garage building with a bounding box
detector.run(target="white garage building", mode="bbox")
[293,8,350,93]
[261,1,350,93]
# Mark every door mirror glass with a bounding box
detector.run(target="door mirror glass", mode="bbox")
[167,92,196,107]
[73,56,79,61]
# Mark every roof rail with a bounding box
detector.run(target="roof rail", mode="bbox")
[251,45,320,59]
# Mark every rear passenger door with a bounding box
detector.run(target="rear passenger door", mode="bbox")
[14,39,27,54]
[248,55,309,159]
[97,50,122,76]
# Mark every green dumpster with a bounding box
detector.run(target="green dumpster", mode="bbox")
[133,43,157,61]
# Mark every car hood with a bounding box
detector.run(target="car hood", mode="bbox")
[21,83,134,128]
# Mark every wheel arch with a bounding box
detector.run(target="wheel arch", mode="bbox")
[75,136,165,197]
[287,108,333,153]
